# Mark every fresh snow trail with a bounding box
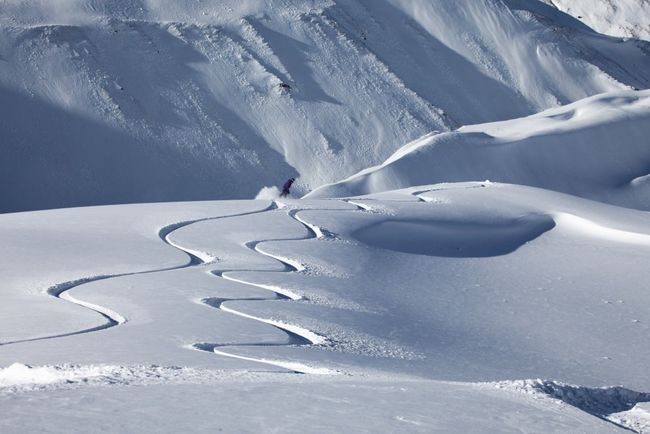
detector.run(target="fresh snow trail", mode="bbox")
[410,182,489,202]
[345,199,376,212]
[248,238,307,273]
[199,295,326,347]
[219,268,302,300]
[184,203,338,374]
[198,298,313,346]
[291,211,326,240]
[0,204,275,347]
[0,277,127,346]
[1,199,338,374]
[209,349,334,375]
[191,200,380,374]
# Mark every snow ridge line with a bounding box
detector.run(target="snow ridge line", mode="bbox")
[187,204,336,374]
[0,204,276,347]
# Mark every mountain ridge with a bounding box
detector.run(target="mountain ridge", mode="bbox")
[1,0,649,212]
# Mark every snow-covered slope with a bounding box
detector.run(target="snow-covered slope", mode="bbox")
[2,0,649,213]
[308,89,650,210]
[541,0,650,41]
[1,186,649,432]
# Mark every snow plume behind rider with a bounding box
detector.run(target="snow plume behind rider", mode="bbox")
[254,177,297,200]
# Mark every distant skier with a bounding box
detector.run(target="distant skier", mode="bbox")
[280,177,296,197]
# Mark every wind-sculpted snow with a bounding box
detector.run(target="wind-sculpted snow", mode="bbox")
[1,187,650,431]
[309,90,650,211]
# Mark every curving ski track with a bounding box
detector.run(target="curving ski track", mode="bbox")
[1,199,369,374]
[0,205,275,347]
[187,201,382,374]
[188,206,334,374]
[411,183,488,202]
[345,199,375,212]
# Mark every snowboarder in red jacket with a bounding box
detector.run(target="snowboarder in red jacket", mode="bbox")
[280,178,295,197]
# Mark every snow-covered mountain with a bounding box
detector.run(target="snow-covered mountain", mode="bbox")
[308,89,650,210]
[541,0,650,41]
[3,2,650,431]
[2,0,649,212]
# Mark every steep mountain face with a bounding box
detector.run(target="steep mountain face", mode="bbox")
[1,0,649,212]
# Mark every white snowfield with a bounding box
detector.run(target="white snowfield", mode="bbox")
[2,1,650,432]
[1,181,650,432]
[1,0,649,213]
[309,89,650,210]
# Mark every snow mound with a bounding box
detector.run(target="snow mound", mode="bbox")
[308,90,650,211]
[554,213,650,246]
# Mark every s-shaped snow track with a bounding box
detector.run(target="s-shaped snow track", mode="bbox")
[0,199,372,375]
[0,204,276,347]
[189,206,339,375]
[182,199,375,374]
[187,200,380,374]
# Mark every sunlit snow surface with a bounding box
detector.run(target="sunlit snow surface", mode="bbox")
[540,0,650,41]
[1,0,649,212]
[1,183,649,432]
[309,89,650,210]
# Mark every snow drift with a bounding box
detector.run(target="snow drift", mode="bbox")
[308,89,650,211]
